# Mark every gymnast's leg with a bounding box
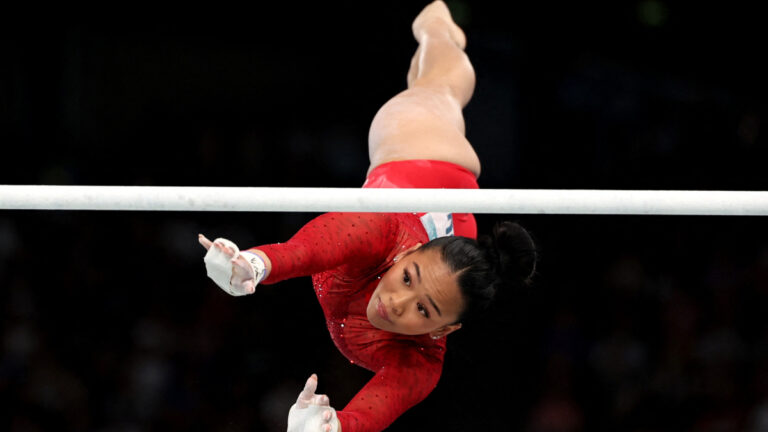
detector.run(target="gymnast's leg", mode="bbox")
[367,0,481,177]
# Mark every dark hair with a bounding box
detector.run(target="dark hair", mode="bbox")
[421,221,537,325]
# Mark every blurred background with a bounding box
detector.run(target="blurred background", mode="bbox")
[1,1,766,430]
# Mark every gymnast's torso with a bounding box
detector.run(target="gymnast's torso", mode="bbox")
[254,212,451,431]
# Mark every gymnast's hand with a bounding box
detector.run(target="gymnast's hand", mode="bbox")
[288,374,340,432]
[198,234,266,296]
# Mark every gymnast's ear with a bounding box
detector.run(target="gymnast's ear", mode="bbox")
[395,243,422,262]
[430,323,462,339]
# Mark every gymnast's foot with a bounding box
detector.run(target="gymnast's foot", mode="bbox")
[412,0,466,50]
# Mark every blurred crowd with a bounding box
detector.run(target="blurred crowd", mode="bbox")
[2,214,767,432]
[1,1,765,431]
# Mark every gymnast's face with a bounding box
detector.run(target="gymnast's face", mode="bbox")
[366,244,464,337]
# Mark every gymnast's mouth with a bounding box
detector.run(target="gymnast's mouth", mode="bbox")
[377,296,391,323]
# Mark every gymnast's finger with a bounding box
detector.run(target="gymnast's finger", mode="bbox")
[302,374,318,395]
[198,234,213,250]
[215,242,234,257]
[298,374,318,404]
[311,393,330,406]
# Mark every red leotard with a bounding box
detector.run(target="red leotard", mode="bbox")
[252,160,478,431]
[363,159,479,239]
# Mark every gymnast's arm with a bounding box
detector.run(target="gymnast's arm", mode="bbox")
[199,212,401,293]
[246,212,400,285]
[336,347,443,432]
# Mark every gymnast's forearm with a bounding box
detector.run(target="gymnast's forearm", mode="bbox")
[335,364,440,432]
[251,212,399,284]
[201,212,397,292]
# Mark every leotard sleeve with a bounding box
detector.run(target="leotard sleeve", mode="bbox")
[336,344,443,432]
[252,212,402,284]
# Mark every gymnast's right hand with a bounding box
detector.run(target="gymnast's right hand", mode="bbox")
[198,234,267,296]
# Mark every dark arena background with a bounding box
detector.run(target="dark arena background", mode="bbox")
[1,2,767,431]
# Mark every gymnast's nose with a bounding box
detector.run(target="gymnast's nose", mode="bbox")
[391,292,415,316]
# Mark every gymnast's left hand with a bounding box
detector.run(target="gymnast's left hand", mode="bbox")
[287,374,340,432]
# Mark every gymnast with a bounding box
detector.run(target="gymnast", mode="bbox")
[199,2,536,430]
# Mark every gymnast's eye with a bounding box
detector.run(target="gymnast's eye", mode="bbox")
[418,303,430,318]
[403,270,411,286]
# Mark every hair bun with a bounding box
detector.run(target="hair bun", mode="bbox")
[480,221,537,288]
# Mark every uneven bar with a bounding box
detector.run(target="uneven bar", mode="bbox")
[1,185,767,215]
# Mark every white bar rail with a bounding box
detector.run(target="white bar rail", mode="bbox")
[1,186,767,215]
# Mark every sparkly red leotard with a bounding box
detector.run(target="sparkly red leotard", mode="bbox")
[252,160,479,432]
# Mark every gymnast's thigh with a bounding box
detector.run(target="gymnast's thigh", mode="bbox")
[366,87,481,178]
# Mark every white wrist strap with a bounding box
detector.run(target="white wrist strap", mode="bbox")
[241,251,267,284]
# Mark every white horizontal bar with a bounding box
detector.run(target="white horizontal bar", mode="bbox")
[1,185,767,215]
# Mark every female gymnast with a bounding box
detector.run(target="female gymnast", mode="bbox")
[199,2,536,431]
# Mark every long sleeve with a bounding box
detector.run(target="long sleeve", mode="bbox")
[251,211,442,431]
[336,344,444,432]
[251,212,404,284]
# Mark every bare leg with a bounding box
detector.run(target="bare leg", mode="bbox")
[367,0,481,177]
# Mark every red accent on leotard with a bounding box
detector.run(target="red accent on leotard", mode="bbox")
[363,159,479,239]
[253,213,447,432]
